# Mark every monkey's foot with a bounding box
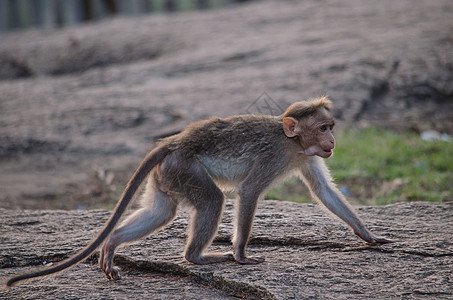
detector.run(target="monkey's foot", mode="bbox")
[235,256,265,265]
[103,266,122,280]
[185,252,235,265]
[100,242,121,280]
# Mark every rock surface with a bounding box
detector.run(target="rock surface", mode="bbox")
[1,200,453,299]
[0,0,452,210]
[1,1,452,298]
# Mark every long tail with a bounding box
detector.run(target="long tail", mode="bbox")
[5,145,171,288]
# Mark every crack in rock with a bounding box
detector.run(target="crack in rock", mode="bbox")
[100,254,277,300]
[3,235,450,272]
[227,236,453,258]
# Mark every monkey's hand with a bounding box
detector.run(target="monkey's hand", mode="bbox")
[368,236,394,245]
[354,230,394,245]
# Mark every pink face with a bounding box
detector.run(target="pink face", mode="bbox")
[283,107,336,158]
[301,137,335,158]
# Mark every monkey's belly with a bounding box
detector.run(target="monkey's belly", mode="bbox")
[198,155,250,187]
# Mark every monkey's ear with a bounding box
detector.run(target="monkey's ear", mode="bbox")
[283,117,299,137]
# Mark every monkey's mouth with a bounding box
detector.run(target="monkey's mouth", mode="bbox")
[322,149,334,157]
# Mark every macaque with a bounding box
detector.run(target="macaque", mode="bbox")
[5,96,392,288]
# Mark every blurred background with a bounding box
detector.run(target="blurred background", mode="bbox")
[0,0,252,31]
[0,0,452,210]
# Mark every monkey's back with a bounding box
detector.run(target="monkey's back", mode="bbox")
[162,114,285,159]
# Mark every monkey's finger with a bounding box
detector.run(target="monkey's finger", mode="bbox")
[372,237,395,245]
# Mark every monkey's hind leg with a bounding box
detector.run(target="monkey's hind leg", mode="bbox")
[184,202,235,264]
[99,182,177,280]
[180,163,234,265]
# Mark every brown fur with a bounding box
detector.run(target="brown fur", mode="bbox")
[282,96,332,119]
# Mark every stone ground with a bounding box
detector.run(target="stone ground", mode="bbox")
[0,0,452,210]
[0,0,452,298]
[1,201,452,299]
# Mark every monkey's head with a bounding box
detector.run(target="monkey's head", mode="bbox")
[281,97,336,158]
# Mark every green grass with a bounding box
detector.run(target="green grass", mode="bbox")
[266,128,453,205]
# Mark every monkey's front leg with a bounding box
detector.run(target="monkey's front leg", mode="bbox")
[319,186,393,245]
[232,192,265,264]
[300,158,393,245]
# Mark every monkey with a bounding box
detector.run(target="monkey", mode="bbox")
[5,96,392,288]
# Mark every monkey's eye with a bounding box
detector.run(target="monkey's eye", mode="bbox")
[320,124,334,132]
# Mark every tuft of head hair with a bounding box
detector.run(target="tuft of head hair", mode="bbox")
[281,96,332,119]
